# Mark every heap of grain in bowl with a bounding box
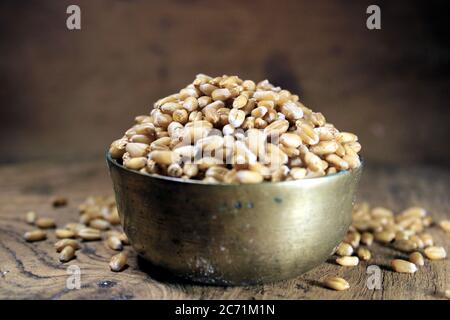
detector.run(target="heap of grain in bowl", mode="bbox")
[109,74,361,183]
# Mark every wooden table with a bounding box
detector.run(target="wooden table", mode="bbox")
[0,160,448,299]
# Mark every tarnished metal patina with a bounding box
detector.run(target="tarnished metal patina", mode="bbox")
[107,153,362,285]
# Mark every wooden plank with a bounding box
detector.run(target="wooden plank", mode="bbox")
[0,161,448,299]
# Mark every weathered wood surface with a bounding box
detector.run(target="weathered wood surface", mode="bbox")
[0,161,448,300]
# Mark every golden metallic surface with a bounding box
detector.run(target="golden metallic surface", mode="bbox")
[107,153,363,285]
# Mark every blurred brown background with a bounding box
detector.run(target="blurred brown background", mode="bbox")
[0,0,449,166]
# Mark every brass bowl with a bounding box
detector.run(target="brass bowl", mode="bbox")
[107,153,363,285]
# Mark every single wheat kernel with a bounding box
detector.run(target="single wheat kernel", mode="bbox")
[126,143,149,158]
[150,136,171,150]
[419,233,434,247]
[172,109,189,124]
[280,102,303,120]
[130,134,152,144]
[445,289,450,300]
[325,154,349,171]
[79,213,92,225]
[154,94,179,108]
[249,162,271,179]
[315,126,337,141]
[196,135,224,152]
[228,108,246,128]
[198,83,217,96]
[89,219,110,231]
[222,124,235,136]
[64,223,85,234]
[278,145,299,158]
[374,230,395,244]
[324,277,350,291]
[336,256,359,267]
[118,233,129,245]
[270,165,289,182]
[439,220,450,233]
[233,95,248,109]
[251,106,268,118]
[261,108,276,123]
[134,123,155,135]
[202,176,219,183]
[105,208,121,225]
[337,132,358,144]
[242,116,256,130]
[109,139,127,159]
[289,167,307,180]
[182,96,199,112]
[422,216,433,227]
[424,246,447,260]
[409,235,425,249]
[399,207,427,219]
[78,228,102,241]
[186,110,201,125]
[204,109,220,125]
[197,157,224,170]
[107,236,123,251]
[124,157,147,170]
[357,247,371,261]
[344,231,361,248]
[236,170,263,184]
[264,143,288,167]
[395,230,410,241]
[211,88,231,101]
[54,239,81,252]
[173,145,197,159]
[134,115,152,124]
[242,80,256,91]
[391,259,417,273]
[280,133,302,149]
[148,150,180,165]
[296,122,319,145]
[179,87,199,99]
[154,111,172,129]
[183,163,199,178]
[361,232,374,246]
[264,119,289,136]
[304,152,323,172]
[393,239,418,253]
[24,229,47,242]
[35,217,56,229]
[25,211,37,224]
[335,143,345,157]
[55,229,76,239]
[343,154,360,169]
[59,246,75,262]
[110,252,128,272]
[310,141,338,155]
[336,243,354,256]
[352,220,371,232]
[52,196,68,207]
[253,90,278,101]
[205,166,229,182]
[167,163,183,177]
[345,141,362,153]
[155,130,169,139]
[409,252,424,266]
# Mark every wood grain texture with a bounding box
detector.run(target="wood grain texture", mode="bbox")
[0,161,448,300]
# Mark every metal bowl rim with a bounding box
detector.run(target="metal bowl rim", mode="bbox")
[106,151,363,187]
